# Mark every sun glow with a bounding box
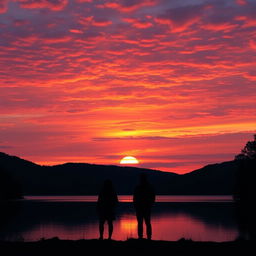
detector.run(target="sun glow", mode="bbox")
[120,219,137,232]
[120,156,139,165]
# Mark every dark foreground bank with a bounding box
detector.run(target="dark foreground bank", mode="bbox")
[0,238,255,256]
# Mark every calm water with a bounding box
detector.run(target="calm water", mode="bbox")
[0,195,240,242]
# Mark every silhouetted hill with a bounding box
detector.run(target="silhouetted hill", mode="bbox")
[0,163,23,200]
[0,152,239,195]
[0,152,177,195]
[167,161,239,194]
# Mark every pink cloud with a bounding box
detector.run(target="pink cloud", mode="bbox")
[15,0,68,11]
[0,0,8,13]
[42,35,72,44]
[200,22,238,32]
[13,18,30,26]
[154,5,205,33]
[79,16,112,27]
[123,18,153,29]
[76,0,92,2]
[249,39,256,50]
[92,19,112,27]
[69,29,83,34]
[238,16,256,28]
[97,0,157,13]
[155,16,200,32]
[236,0,247,5]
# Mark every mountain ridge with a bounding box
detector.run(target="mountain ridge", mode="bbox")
[0,152,239,195]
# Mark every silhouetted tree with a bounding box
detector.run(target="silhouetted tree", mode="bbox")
[234,134,256,240]
[235,134,256,160]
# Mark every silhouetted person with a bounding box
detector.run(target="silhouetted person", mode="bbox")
[97,179,118,240]
[133,173,155,240]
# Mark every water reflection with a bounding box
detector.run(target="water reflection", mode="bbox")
[24,195,233,203]
[0,196,239,242]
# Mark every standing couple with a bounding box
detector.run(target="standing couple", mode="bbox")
[97,173,155,240]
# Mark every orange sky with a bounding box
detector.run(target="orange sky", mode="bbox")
[0,0,256,173]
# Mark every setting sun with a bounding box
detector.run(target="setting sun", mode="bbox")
[120,156,139,165]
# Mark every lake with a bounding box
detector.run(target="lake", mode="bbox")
[0,195,240,242]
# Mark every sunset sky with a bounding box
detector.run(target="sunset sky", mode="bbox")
[0,0,256,174]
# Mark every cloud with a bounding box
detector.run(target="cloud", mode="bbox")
[0,145,12,149]
[123,18,153,29]
[1,0,256,173]
[0,0,8,13]
[69,29,83,34]
[201,22,238,32]
[92,136,180,141]
[236,0,247,5]
[15,0,68,11]
[155,4,205,32]
[97,0,158,13]
[76,0,92,2]
[13,18,30,26]
[79,16,112,27]
[249,39,256,50]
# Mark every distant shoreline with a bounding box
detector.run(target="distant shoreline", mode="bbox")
[21,194,234,203]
